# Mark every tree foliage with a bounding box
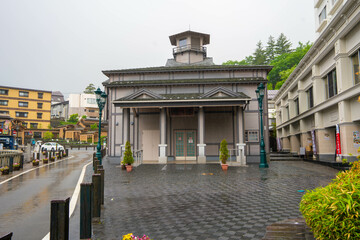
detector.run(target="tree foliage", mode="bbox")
[219,139,229,164]
[90,123,97,130]
[43,131,54,140]
[60,113,79,126]
[84,83,96,94]
[123,141,134,165]
[222,33,312,89]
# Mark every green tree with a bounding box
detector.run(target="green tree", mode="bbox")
[43,131,54,140]
[265,35,276,64]
[123,141,134,165]
[84,84,95,94]
[219,139,229,164]
[253,41,267,65]
[68,113,79,124]
[81,115,86,119]
[90,123,97,130]
[275,33,292,56]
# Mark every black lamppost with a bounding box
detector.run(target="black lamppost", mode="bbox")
[256,83,268,168]
[94,88,107,165]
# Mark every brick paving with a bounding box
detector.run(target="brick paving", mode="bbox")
[92,159,339,240]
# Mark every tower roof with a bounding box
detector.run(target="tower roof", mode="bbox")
[169,30,210,46]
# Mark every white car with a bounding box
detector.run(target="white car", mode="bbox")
[41,142,65,152]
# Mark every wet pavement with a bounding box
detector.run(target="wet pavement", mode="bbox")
[92,159,339,240]
[0,150,92,240]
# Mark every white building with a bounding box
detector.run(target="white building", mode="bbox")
[274,0,360,162]
[68,93,99,119]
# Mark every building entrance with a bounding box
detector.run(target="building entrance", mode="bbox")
[175,130,196,160]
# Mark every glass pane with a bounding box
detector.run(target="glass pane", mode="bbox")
[352,52,359,85]
[186,131,196,156]
[175,132,184,156]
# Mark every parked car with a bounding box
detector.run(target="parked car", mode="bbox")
[41,142,64,151]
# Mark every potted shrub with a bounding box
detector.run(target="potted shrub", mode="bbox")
[13,162,20,171]
[219,139,229,171]
[43,158,49,164]
[50,156,56,162]
[123,141,134,172]
[32,159,40,166]
[0,166,9,175]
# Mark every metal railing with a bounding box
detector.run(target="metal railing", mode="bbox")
[0,150,22,168]
[134,149,143,166]
[173,44,207,57]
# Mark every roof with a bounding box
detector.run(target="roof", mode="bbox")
[102,65,273,76]
[169,30,210,46]
[52,91,64,97]
[104,77,266,87]
[0,85,52,93]
[267,90,279,100]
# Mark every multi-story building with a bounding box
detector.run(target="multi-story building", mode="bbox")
[51,100,69,120]
[102,30,272,163]
[274,0,360,162]
[68,93,99,119]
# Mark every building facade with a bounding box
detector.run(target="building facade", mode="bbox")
[51,100,69,120]
[274,0,360,162]
[103,31,272,163]
[68,93,99,119]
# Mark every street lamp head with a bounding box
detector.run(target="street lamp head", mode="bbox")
[100,92,107,104]
[255,88,260,99]
[258,83,265,99]
[94,88,102,100]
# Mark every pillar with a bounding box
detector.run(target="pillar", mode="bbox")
[197,107,206,163]
[121,108,130,160]
[158,108,167,164]
[236,106,246,165]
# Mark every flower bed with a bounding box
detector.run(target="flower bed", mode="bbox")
[123,233,153,240]
[0,166,9,175]
[32,159,40,166]
[13,162,20,171]
[43,158,49,164]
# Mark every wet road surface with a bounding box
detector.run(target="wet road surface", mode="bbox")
[0,150,92,240]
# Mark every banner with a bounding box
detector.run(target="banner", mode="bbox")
[276,137,282,151]
[311,130,317,155]
[336,124,341,155]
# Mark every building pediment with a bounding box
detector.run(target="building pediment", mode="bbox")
[120,89,164,101]
[201,86,240,99]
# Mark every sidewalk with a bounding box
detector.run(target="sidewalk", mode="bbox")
[91,158,339,240]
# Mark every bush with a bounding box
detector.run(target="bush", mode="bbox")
[123,141,134,165]
[219,139,229,164]
[300,161,360,239]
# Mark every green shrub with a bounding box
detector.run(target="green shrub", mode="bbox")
[123,141,134,165]
[300,161,360,239]
[219,139,229,164]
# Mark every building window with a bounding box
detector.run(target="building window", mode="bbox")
[294,98,299,115]
[16,112,28,117]
[18,101,29,107]
[33,131,41,137]
[88,110,95,112]
[179,38,187,47]
[0,100,8,106]
[286,105,290,120]
[0,111,9,115]
[87,98,96,104]
[0,89,8,95]
[327,69,337,98]
[307,87,314,109]
[30,123,38,129]
[37,113,43,119]
[37,103,43,109]
[351,51,360,85]
[19,91,29,97]
[245,131,259,142]
[22,122,27,127]
[319,6,327,23]
[38,92,43,99]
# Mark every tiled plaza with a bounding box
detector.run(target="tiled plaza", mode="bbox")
[93,160,339,240]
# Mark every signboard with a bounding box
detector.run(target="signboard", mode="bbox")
[353,131,360,148]
[13,130,17,136]
[336,124,341,155]
[311,130,317,155]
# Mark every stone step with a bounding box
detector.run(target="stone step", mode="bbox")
[262,218,315,240]
[270,157,303,161]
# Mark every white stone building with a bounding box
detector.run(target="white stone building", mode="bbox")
[274,0,360,162]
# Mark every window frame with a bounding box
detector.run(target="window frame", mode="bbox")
[245,130,259,142]
[351,50,360,85]
[19,91,29,97]
[0,100,8,106]
[307,87,314,109]
[37,113,43,119]
[0,89,8,95]
[37,103,43,109]
[294,98,299,116]
[327,69,337,98]
[30,123,39,129]
[15,112,28,118]
[18,101,29,107]
[319,6,327,23]
[38,92,43,99]
[0,111,9,115]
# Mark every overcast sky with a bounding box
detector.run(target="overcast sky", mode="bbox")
[0,0,315,97]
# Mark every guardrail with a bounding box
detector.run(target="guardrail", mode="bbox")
[0,150,23,169]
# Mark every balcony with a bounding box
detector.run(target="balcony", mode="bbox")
[172,44,207,58]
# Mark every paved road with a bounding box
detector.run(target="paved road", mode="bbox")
[0,150,92,240]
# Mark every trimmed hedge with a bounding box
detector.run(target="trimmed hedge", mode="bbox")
[300,161,360,239]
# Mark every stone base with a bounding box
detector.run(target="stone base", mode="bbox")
[236,156,246,166]
[159,156,167,164]
[197,156,206,164]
